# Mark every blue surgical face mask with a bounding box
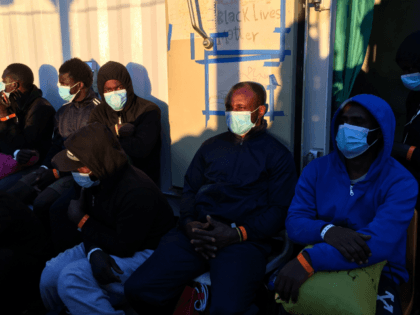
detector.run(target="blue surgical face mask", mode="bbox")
[401,73,420,91]
[104,89,127,111]
[225,106,260,136]
[58,82,81,102]
[72,172,100,188]
[336,123,379,159]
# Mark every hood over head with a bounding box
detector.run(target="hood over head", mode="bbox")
[396,30,420,70]
[52,122,128,180]
[331,94,395,166]
[97,61,135,107]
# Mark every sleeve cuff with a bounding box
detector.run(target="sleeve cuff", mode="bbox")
[13,150,20,160]
[87,248,102,262]
[40,165,48,169]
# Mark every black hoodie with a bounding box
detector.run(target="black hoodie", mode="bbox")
[52,123,174,257]
[88,61,161,185]
[0,85,55,162]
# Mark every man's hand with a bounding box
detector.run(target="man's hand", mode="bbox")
[31,168,56,190]
[184,220,216,259]
[191,215,240,258]
[118,123,135,138]
[68,188,87,224]
[323,226,371,264]
[16,149,38,165]
[90,250,124,285]
[274,253,312,304]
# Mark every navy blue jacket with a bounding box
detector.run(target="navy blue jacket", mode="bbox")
[179,120,297,241]
[42,89,100,168]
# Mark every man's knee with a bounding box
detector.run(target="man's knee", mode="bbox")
[124,274,167,306]
[39,261,60,293]
[56,259,91,299]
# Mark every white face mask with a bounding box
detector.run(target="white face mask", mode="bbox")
[225,106,261,136]
[72,172,100,188]
[0,81,17,99]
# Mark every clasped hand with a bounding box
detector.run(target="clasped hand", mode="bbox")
[185,215,238,260]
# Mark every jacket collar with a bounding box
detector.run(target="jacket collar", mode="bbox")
[72,89,97,109]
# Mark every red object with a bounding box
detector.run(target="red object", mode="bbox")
[172,285,201,315]
[297,253,314,277]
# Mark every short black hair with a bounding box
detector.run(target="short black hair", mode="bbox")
[4,63,34,90]
[396,30,420,69]
[59,58,93,88]
[225,81,267,109]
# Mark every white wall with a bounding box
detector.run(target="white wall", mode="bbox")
[0,0,171,191]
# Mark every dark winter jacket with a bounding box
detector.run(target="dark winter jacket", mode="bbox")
[0,85,55,162]
[88,61,161,185]
[42,89,100,168]
[52,123,174,258]
[179,120,297,241]
[0,191,52,261]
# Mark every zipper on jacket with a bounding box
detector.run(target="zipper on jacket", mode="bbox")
[350,185,354,196]
[118,115,122,124]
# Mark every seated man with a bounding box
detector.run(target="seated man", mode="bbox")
[276,94,418,314]
[39,123,175,315]
[0,191,53,315]
[124,82,298,315]
[88,61,161,185]
[8,58,100,233]
[0,63,56,190]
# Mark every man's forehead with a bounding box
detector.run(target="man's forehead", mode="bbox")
[232,86,256,98]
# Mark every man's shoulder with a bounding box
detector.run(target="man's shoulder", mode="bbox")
[384,157,418,185]
[29,97,56,115]
[133,97,161,117]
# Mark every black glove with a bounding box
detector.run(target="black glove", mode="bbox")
[90,250,124,285]
[323,226,372,265]
[16,149,37,165]
[31,168,57,190]
[118,123,136,138]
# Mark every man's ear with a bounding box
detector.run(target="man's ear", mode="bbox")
[258,104,267,118]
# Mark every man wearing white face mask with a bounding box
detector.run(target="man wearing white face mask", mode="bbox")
[0,63,55,190]
[281,95,417,314]
[88,61,162,185]
[39,122,175,315]
[6,58,101,240]
[124,82,297,315]
[391,30,420,313]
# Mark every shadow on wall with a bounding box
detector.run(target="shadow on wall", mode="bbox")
[0,0,13,5]
[50,0,74,62]
[125,62,172,192]
[39,64,66,111]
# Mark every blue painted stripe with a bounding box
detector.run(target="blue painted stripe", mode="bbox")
[190,33,195,60]
[210,49,281,56]
[204,50,210,126]
[210,32,229,38]
[167,24,173,51]
[196,55,277,65]
[202,110,226,116]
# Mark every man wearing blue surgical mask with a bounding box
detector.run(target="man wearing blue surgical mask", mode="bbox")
[39,122,174,315]
[281,95,417,314]
[88,61,161,185]
[124,82,297,315]
[391,30,420,313]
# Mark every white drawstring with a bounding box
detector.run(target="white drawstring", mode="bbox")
[194,283,209,312]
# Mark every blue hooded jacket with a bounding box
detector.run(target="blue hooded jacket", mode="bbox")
[286,94,418,284]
